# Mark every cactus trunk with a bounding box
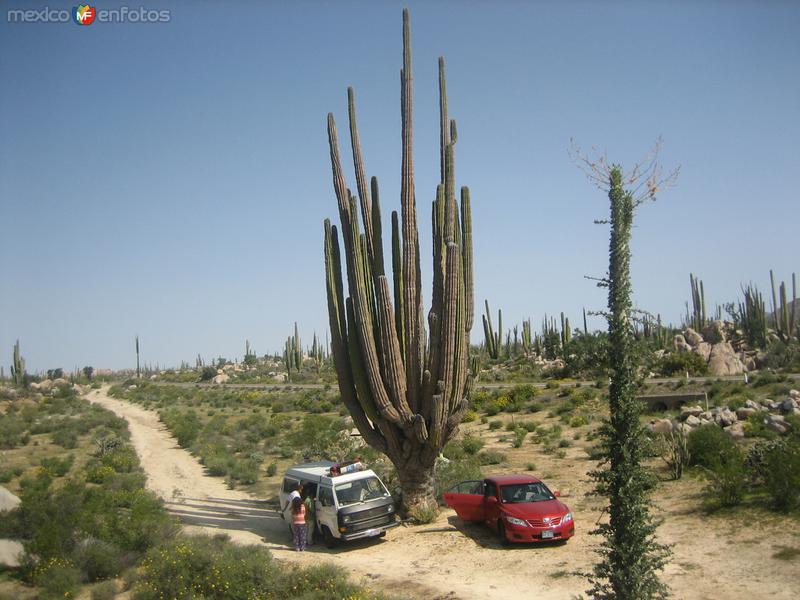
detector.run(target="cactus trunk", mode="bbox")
[323,9,475,514]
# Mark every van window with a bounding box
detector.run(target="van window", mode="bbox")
[484,481,498,499]
[319,486,334,507]
[282,477,299,494]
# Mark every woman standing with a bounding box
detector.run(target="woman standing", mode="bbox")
[290,496,307,551]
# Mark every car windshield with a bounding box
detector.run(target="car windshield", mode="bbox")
[334,476,390,506]
[499,483,554,504]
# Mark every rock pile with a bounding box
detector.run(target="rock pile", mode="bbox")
[673,320,750,376]
[649,389,800,438]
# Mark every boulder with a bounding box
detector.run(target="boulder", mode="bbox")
[736,407,757,420]
[684,328,704,347]
[673,334,693,354]
[790,389,800,400]
[724,423,745,439]
[211,373,229,385]
[718,408,737,427]
[52,378,69,387]
[679,406,704,420]
[37,379,54,392]
[702,320,726,344]
[0,386,16,399]
[650,419,674,435]
[781,399,796,413]
[707,342,745,376]
[743,355,757,372]
[0,486,20,513]
[745,399,765,411]
[0,540,23,569]
[684,415,702,428]
[695,342,713,362]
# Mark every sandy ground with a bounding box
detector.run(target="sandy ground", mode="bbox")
[90,387,800,600]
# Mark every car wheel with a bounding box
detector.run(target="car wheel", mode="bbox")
[498,522,510,547]
[322,526,337,549]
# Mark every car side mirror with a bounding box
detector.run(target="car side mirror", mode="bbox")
[553,490,561,497]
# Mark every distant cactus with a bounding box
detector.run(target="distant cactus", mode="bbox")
[738,283,767,348]
[135,336,141,378]
[293,322,302,370]
[322,9,475,514]
[689,273,707,331]
[11,340,25,386]
[522,319,532,353]
[482,300,502,359]
[770,270,797,342]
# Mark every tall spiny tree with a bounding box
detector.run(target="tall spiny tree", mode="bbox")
[573,140,678,600]
[323,9,475,514]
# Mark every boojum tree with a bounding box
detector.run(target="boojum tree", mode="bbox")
[323,9,475,515]
[573,140,678,600]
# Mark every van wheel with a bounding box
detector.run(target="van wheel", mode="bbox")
[322,526,336,549]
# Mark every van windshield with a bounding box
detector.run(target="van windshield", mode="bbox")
[334,476,390,506]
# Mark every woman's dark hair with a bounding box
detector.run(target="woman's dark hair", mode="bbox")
[291,496,303,513]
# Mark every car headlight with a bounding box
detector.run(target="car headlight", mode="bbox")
[562,512,573,523]
[387,505,394,513]
[504,515,528,527]
[342,515,351,523]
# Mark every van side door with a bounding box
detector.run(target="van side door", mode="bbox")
[316,485,337,537]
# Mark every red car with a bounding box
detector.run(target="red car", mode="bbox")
[443,475,575,545]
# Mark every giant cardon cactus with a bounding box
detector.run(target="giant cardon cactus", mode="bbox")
[323,9,475,514]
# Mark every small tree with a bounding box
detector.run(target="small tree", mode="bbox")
[573,139,678,600]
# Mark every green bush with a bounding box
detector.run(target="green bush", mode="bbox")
[704,445,748,507]
[488,420,503,431]
[461,434,484,455]
[75,538,126,582]
[33,558,82,600]
[478,450,506,465]
[266,462,277,477]
[687,425,735,468]
[512,428,527,448]
[655,351,709,377]
[133,535,373,600]
[91,580,118,600]
[762,440,800,512]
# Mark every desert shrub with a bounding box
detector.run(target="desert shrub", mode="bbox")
[51,426,79,449]
[33,557,82,599]
[266,462,277,477]
[742,412,778,439]
[0,415,28,448]
[40,454,74,477]
[287,414,352,461]
[521,421,538,433]
[761,440,800,512]
[545,381,560,390]
[91,580,118,600]
[655,351,709,377]
[133,535,370,600]
[460,434,484,455]
[526,462,537,471]
[101,446,139,473]
[86,465,116,484]
[527,401,544,413]
[74,538,126,582]
[408,500,439,524]
[462,410,478,423]
[442,440,465,460]
[227,458,260,485]
[656,430,691,480]
[478,450,506,465]
[198,366,217,382]
[160,410,202,448]
[488,420,503,431]
[704,445,748,507]
[687,425,735,468]
[512,428,527,448]
[435,457,481,502]
[569,415,587,428]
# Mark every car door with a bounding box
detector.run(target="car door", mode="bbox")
[443,480,485,522]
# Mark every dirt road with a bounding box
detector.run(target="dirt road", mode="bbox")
[90,387,800,600]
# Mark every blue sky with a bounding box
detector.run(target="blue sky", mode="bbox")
[1,0,798,372]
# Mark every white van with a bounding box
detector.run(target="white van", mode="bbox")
[278,461,398,547]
